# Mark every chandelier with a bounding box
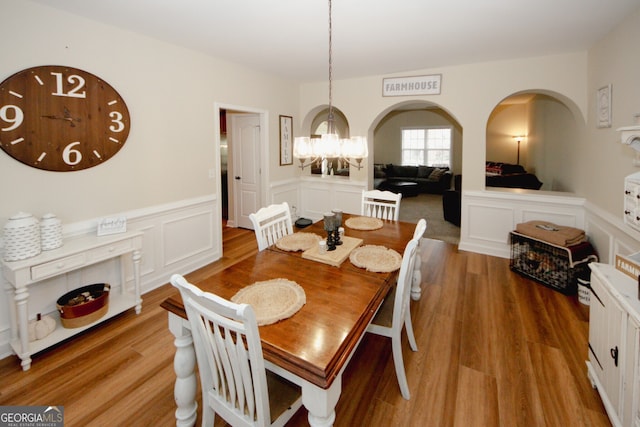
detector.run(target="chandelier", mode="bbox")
[293,0,368,171]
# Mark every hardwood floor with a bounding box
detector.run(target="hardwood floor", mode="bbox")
[0,226,610,426]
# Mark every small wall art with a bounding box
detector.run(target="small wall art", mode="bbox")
[597,84,612,128]
[279,115,293,165]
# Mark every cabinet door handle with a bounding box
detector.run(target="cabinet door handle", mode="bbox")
[610,346,618,367]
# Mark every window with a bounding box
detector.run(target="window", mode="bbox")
[401,127,452,167]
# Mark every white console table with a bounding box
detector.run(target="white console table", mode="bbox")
[2,231,143,371]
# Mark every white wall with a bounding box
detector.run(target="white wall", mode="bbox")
[582,6,640,219]
[0,0,300,228]
[585,6,640,261]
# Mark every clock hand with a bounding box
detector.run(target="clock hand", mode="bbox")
[41,114,81,127]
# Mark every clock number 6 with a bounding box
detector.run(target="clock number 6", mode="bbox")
[62,141,82,166]
[0,105,24,131]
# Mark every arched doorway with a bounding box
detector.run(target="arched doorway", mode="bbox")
[369,101,463,244]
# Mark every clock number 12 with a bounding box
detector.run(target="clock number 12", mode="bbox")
[51,72,86,98]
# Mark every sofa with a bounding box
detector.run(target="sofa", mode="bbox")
[375,163,452,194]
[485,161,542,190]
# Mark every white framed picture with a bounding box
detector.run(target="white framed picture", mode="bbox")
[597,84,612,128]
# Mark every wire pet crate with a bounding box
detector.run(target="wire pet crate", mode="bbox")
[509,231,598,295]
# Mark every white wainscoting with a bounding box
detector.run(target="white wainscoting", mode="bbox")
[269,179,300,218]
[0,195,221,359]
[458,188,640,262]
[459,189,588,258]
[297,176,367,220]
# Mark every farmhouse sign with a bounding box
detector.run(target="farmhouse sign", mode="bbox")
[382,74,441,97]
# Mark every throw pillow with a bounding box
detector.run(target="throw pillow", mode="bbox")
[428,168,446,182]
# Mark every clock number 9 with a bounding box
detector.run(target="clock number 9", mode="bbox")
[62,141,82,166]
[0,105,24,131]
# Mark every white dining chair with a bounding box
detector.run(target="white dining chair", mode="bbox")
[361,189,402,221]
[366,238,419,400]
[249,202,294,251]
[411,219,427,300]
[170,274,302,427]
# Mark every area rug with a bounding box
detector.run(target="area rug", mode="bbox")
[231,278,306,326]
[398,193,460,245]
[349,245,402,272]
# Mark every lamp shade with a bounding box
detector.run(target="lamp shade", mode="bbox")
[320,133,341,158]
[293,137,314,159]
[342,136,368,159]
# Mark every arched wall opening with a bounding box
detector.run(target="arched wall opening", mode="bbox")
[485,90,586,192]
[368,100,464,187]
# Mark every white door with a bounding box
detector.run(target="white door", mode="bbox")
[230,114,261,229]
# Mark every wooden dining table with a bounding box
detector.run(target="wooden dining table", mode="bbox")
[161,214,416,427]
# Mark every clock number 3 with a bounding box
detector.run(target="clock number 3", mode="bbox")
[109,111,125,132]
[51,72,86,98]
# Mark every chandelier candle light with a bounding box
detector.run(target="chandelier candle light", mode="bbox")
[293,0,368,171]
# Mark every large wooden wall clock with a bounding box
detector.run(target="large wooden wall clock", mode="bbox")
[0,65,130,171]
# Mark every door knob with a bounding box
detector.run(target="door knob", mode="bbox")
[610,346,618,367]
[235,176,241,180]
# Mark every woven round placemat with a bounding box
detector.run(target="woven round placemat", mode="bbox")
[231,278,306,326]
[349,245,402,272]
[344,216,384,231]
[276,232,323,251]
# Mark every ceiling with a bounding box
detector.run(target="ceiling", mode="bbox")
[31,0,640,82]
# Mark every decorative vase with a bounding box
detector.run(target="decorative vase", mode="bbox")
[3,212,41,261]
[40,213,63,251]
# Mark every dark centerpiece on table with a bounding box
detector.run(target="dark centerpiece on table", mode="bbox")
[323,211,342,251]
[331,209,343,246]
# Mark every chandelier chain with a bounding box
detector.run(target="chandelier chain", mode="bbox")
[328,0,334,132]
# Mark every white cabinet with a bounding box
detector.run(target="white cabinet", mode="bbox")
[588,263,640,427]
[624,172,640,232]
[1,231,143,371]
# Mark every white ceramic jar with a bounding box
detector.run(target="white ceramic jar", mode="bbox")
[3,212,41,261]
[40,213,63,251]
